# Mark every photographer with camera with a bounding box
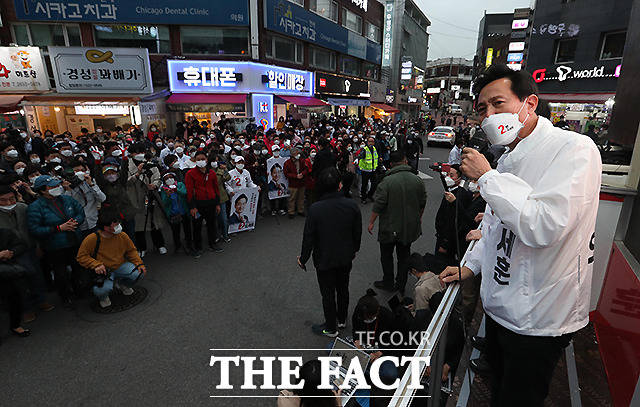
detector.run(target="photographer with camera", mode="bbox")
[77,209,146,309]
[65,160,106,235]
[126,146,167,257]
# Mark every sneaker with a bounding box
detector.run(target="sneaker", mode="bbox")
[312,323,338,338]
[337,321,347,329]
[138,250,146,258]
[116,282,134,296]
[209,245,223,253]
[193,250,202,259]
[279,209,287,216]
[223,237,231,243]
[374,280,394,291]
[99,296,111,308]
[158,247,168,255]
[271,210,277,216]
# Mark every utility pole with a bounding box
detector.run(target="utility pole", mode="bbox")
[448,57,453,105]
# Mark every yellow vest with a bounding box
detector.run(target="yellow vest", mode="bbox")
[359,146,379,171]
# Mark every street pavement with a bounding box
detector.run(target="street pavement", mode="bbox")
[0,144,452,407]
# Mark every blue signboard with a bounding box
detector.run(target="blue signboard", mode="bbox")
[13,0,249,26]
[264,0,382,64]
[168,60,314,96]
[508,53,524,62]
[252,94,274,131]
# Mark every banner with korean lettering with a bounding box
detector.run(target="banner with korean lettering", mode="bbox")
[228,186,259,234]
[267,157,289,200]
[0,47,49,92]
[14,0,249,26]
[48,47,153,94]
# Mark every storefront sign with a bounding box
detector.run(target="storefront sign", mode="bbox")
[507,53,524,62]
[315,72,369,97]
[485,48,493,68]
[401,60,412,81]
[74,103,130,115]
[512,19,529,30]
[264,0,381,64]
[382,1,394,66]
[531,23,580,37]
[48,47,152,94]
[252,94,273,131]
[168,60,313,96]
[139,102,158,115]
[13,0,248,26]
[509,42,525,52]
[532,64,622,83]
[0,46,49,92]
[450,85,460,91]
[352,0,368,12]
[426,87,441,94]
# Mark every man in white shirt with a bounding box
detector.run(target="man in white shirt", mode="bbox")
[440,65,601,406]
[448,137,464,165]
[225,156,260,197]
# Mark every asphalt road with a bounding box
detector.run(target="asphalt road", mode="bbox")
[0,144,452,407]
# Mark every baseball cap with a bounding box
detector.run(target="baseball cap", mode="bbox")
[33,175,61,190]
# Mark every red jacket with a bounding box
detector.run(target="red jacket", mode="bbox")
[184,167,220,207]
[283,157,308,188]
[303,158,315,189]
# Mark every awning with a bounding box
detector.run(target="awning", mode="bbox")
[276,96,327,106]
[21,93,141,106]
[326,98,370,107]
[370,103,400,113]
[166,93,247,104]
[0,95,24,113]
[539,93,616,104]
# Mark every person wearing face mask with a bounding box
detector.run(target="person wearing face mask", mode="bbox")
[159,172,193,255]
[76,209,146,309]
[356,136,380,204]
[211,158,231,243]
[98,159,138,239]
[147,124,160,142]
[184,151,223,257]
[448,137,464,165]
[57,143,75,165]
[434,165,470,263]
[65,161,106,235]
[0,143,21,173]
[27,175,86,308]
[0,185,55,323]
[283,148,308,218]
[159,138,177,166]
[439,65,602,406]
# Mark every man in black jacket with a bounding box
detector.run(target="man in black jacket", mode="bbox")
[298,167,362,337]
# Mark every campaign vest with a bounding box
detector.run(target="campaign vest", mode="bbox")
[359,146,378,172]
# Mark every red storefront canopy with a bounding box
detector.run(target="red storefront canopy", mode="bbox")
[166,93,248,104]
[277,96,327,106]
[371,103,400,113]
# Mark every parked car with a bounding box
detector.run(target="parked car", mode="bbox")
[427,126,456,146]
[447,104,463,115]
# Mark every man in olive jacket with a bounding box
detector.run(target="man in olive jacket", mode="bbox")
[368,151,427,294]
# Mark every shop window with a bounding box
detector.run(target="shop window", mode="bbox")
[10,23,82,47]
[265,34,304,64]
[94,24,170,54]
[362,62,379,81]
[181,27,248,55]
[600,31,626,60]
[310,46,336,71]
[310,0,338,22]
[341,57,361,76]
[554,38,577,64]
[365,22,381,43]
[342,8,363,34]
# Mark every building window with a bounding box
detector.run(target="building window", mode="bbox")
[554,38,577,63]
[265,33,304,64]
[181,27,248,55]
[310,0,338,22]
[362,62,379,80]
[365,22,381,43]
[600,31,626,60]
[341,56,361,76]
[310,46,336,71]
[94,24,170,54]
[342,8,363,34]
[11,23,82,47]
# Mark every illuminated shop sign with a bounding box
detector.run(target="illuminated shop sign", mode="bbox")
[167,60,313,96]
[507,53,523,62]
[532,64,622,83]
[251,94,273,130]
[512,19,529,30]
[509,42,525,52]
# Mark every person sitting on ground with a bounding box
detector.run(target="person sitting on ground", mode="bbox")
[76,209,146,308]
[407,253,445,312]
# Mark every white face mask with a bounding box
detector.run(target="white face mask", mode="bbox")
[225,137,232,144]
[310,152,317,159]
[274,140,280,145]
[31,157,40,164]
[165,178,176,186]
[481,99,529,146]
[75,171,85,180]
[175,147,184,154]
[50,157,62,164]
[111,150,122,157]
[196,160,207,168]
[134,154,145,161]
[445,176,456,187]
[20,132,28,139]
[211,161,218,169]
[105,174,118,183]
[48,185,64,196]
[168,143,174,149]
[15,167,25,175]
[295,154,301,160]
[151,127,157,132]
[235,163,245,170]
[112,223,123,234]
[61,150,72,157]
[0,203,16,211]
[7,150,18,159]
[261,149,268,155]
[156,142,163,148]
[199,143,205,148]
[234,145,242,151]
[272,151,280,157]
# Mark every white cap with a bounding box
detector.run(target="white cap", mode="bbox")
[234,155,244,163]
[271,145,281,150]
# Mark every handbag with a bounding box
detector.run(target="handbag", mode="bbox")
[0,262,27,281]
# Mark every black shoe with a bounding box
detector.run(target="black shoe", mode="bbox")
[470,355,491,376]
[209,245,223,253]
[471,335,487,353]
[337,321,347,329]
[311,323,338,338]
[10,328,31,337]
[374,280,394,291]
[193,249,203,259]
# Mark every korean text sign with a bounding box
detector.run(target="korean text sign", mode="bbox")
[167,60,313,96]
[14,0,248,26]
[0,47,49,92]
[48,46,153,94]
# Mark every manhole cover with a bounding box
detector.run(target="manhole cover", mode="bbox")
[90,286,148,314]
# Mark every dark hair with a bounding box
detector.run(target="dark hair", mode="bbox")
[356,289,379,319]
[294,360,335,406]
[235,193,248,203]
[164,154,177,168]
[0,184,16,196]
[389,151,405,164]
[97,208,121,229]
[536,99,551,119]
[407,253,426,273]
[473,64,538,100]
[450,164,462,177]
[317,167,341,194]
